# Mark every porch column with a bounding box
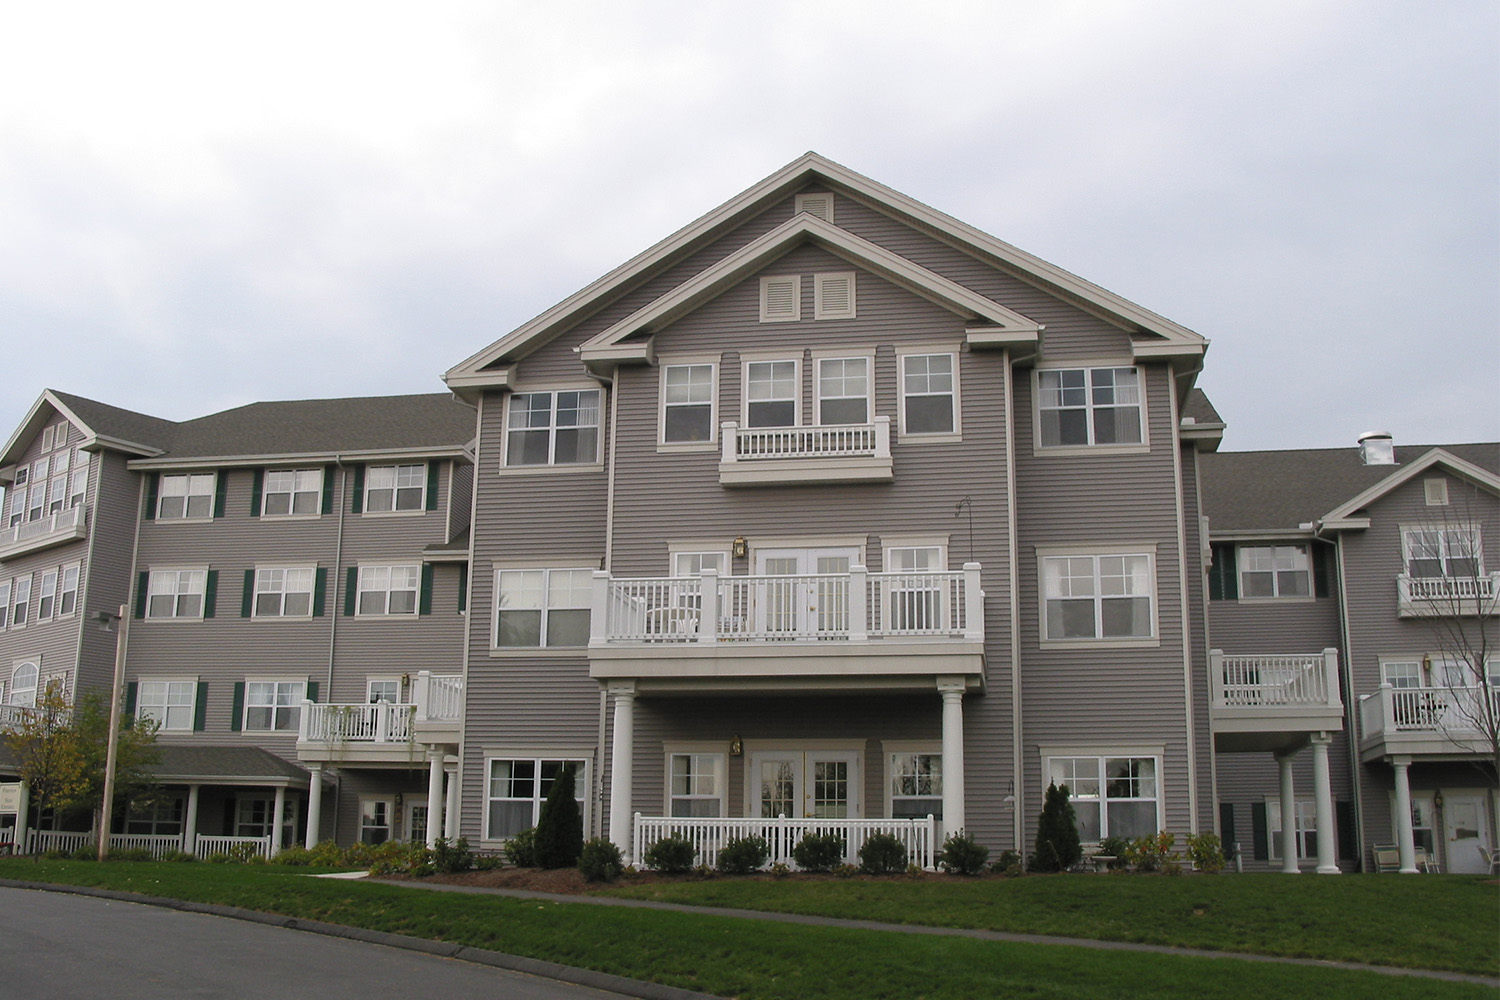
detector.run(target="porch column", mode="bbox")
[15,781,29,855]
[608,682,636,861]
[184,784,201,855]
[271,786,286,855]
[426,749,445,848]
[1276,752,1299,873]
[1392,756,1418,874]
[444,757,460,840]
[303,766,322,849]
[1309,734,1338,874]
[938,677,967,836]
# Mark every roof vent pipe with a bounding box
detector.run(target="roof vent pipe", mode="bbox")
[1357,431,1396,466]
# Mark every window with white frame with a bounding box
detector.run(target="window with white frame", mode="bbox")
[1381,660,1423,688]
[9,662,38,708]
[364,464,425,512]
[900,353,957,435]
[359,798,393,844]
[137,680,195,731]
[669,753,725,817]
[1042,553,1155,641]
[1047,755,1160,841]
[813,272,856,320]
[147,569,206,619]
[7,485,24,527]
[889,752,943,819]
[235,797,299,846]
[883,545,946,631]
[744,360,798,427]
[1037,367,1144,447]
[57,564,78,618]
[486,758,588,839]
[1266,797,1318,861]
[661,364,715,444]
[10,575,30,626]
[817,357,870,425]
[157,473,215,519]
[244,679,305,731]
[357,565,419,616]
[0,580,10,629]
[48,470,66,516]
[672,551,728,578]
[1403,526,1481,578]
[366,677,402,704]
[126,797,184,835]
[255,567,315,618]
[263,468,322,516]
[70,462,87,508]
[36,569,57,621]
[1237,545,1311,599]
[27,477,44,521]
[506,390,602,466]
[759,276,801,322]
[494,568,591,647]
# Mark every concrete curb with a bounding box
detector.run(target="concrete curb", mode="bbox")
[0,878,723,1000]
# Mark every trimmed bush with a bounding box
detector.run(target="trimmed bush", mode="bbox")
[791,831,845,872]
[161,850,197,863]
[717,835,769,875]
[1186,832,1224,873]
[533,764,584,869]
[431,836,474,874]
[858,832,908,875]
[1126,832,1175,872]
[991,849,1021,873]
[1029,782,1082,873]
[505,827,539,868]
[938,832,989,876]
[642,834,696,873]
[578,838,624,882]
[274,846,313,866]
[308,839,346,866]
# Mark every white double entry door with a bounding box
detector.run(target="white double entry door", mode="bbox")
[753,547,858,636]
[751,750,861,819]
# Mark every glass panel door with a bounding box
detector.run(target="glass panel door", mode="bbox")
[1442,794,1492,874]
[753,548,857,637]
[751,750,860,818]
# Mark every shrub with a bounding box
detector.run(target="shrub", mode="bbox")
[473,852,506,871]
[858,833,908,875]
[792,831,845,872]
[717,835,770,875]
[938,832,989,876]
[1097,835,1131,870]
[205,852,232,864]
[833,863,858,878]
[431,836,474,874]
[108,848,154,862]
[505,827,539,868]
[990,849,1021,873]
[578,838,624,882]
[770,862,791,878]
[42,849,70,860]
[642,834,696,873]
[274,846,312,866]
[161,850,197,863]
[69,844,97,861]
[1185,832,1224,873]
[1125,832,1175,872]
[532,764,584,869]
[1029,782,1082,873]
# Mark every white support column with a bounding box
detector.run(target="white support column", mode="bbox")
[698,568,719,644]
[938,677,967,837]
[962,563,984,640]
[1276,752,1299,873]
[271,786,286,855]
[303,767,322,850]
[14,781,28,856]
[849,566,869,641]
[184,784,201,855]
[426,749,445,848]
[1310,734,1338,874]
[1392,756,1418,874]
[444,757,459,840]
[608,682,636,860]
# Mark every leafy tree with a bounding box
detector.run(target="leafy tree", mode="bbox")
[1029,781,1082,872]
[73,690,162,835]
[532,763,583,868]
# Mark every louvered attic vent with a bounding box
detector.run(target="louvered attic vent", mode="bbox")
[760,275,801,322]
[795,192,834,222]
[1424,478,1449,506]
[814,272,856,320]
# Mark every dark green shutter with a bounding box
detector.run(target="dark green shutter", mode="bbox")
[321,465,335,515]
[134,572,149,619]
[1208,544,1238,601]
[241,570,255,618]
[1313,545,1332,598]
[1336,801,1356,861]
[350,465,365,513]
[425,462,438,511]
[193,682,208,732]
[306,681,319,704]
[250,469,263,517]
[213,470,228,518]
[457,562,468,613]
[344,567,358,616]
[419,564,434,615]
[1219,803,1236,860]
[230,682,245,732]
[1251,802,1268,861]
[203,570,218,618]
[312,568,327,617]
[143,473,160,520]
[123,682,138,719]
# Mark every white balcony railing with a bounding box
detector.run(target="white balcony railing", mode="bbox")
[633,812,937,870]
[412,672,464,722]
[0,704,71,732]
[1397,574,1499,616]
[1209,649,1341,709]
[721,417,891,463]
[1360,684,1500,736]
[299,701,414,744]
[0,506,86,559]
[592,565,983,645]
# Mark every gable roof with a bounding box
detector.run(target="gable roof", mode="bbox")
[445,152,1207,391]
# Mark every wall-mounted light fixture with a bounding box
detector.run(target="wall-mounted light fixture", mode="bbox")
[1433,791,1443,809]
[730,735,743,757]
[732,536,748,559]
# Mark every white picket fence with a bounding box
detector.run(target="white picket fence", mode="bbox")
[24,829,272,860]
[633,813,937,870]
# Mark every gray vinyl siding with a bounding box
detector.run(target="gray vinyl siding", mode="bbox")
[76,452,144,693]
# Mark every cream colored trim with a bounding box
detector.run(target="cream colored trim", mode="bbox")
[813,271,857,320]
[740,355,801,429]
[794,191,834,222]
[759,275,802,323]
[658,359,719,448]
[1036,545,1159,647]
[895,347,962,441]
[878,533,949,552]
[1038,743,1167,760]
[660,745,729,817]
[1031,364,1151,456]
[1322,449,1500,524]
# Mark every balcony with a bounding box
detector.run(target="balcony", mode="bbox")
[1359,684,1499,761]
[1396,573,1498,617]
[588,566,985,692]
[1208,649,1344,752]
[719,417,892,486]
[296,672,464,763]
[0,506,86,561]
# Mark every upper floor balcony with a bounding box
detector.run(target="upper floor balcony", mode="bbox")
[296,672,464,764]
[588,565,985,692]
[1396,573,1498,617]
[0,506,86,562]
[1358,683,1499,761]
[718,417,892,486]
[1208,649,1344,752]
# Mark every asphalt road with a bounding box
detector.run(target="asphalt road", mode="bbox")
[0,886,633,999]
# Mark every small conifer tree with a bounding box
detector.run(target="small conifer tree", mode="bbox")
[1029,781,1082,872]
[532,763,584,868]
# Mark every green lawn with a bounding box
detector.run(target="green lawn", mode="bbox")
[0,859,1494,1000]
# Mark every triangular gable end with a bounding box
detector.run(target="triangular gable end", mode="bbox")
[1,390,165,474]
[1319,449,1500,528]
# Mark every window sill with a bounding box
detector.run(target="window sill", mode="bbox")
[898,432,963,444]
[657,442,717,454]
[488,647,590,658]
[1038,636,1160,650]
[1235,595,1317,605]
[260,513,324,522]
[498,463,605,477]
[150,517,216,525]
[1032,443,1151,458]
[250,615,317,622]
[142,617,207,624]
[359,509,428,518]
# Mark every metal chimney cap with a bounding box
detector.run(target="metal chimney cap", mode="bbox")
[1357,431,1393,443]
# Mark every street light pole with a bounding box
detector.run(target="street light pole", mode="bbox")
[96,604,128,862]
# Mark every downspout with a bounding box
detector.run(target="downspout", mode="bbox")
[455,392,484,842]
[1168,364,1201,833]
[326,456,346,697]
[599,368,621,837]
[1003,350,1023,856]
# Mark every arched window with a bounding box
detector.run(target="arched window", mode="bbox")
[10,662,38,707]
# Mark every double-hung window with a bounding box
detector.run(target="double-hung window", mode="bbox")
[263,469,322,516]
[57,565,79,617]
[27,472,44,521]
[744,360,798,427]
[357,565,419,616]
[0,580,10,629]
[70,462,88,507]
[884,545,946,632]
[157,473,215,519]
[255,567,315,617]
[1042,551,1155,641]
[485,757,588,839]
[7,484,24,527]
[1404,526,1481,578]
[36,570,57,620]
[669,752,725,817]
[125,798,184,836]
[137,680,195,731]
[1237,545,1312,599]
[900,353,957,435]
[244,679,305,731]
[359,798,393,844]
[11,575,31,627]
[147,569,206,619]
[661,364,715,444]
[506,390,601,466]
[367,677,402,704]
[1037,367,1144,447]
[1047,755,1160,841]
[889,751,943,820]
[817,357,870,425]
[494,568,591,647]
[364,464,425,512]
[1266,798,1318,861]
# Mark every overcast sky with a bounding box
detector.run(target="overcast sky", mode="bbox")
[1,0,1495,455]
